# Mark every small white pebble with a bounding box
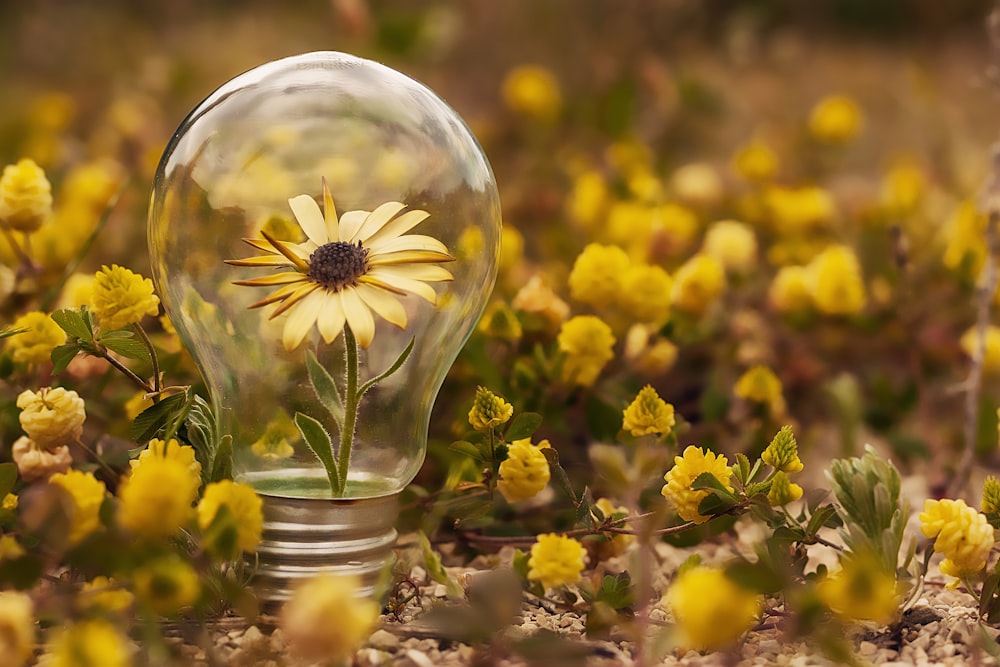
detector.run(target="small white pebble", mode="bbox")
[859,641,877,656]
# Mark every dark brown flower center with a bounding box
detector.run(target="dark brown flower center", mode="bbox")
[307,241,369,290]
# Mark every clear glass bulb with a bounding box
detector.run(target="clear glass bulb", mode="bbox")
[147,52,499,596]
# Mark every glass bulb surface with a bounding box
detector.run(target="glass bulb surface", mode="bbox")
[148,52,500,502]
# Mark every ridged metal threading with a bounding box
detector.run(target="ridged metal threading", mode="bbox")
[243,471,399,607]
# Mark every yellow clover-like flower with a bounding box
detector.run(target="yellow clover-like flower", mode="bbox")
[78,577,134,615]
[43,619,131,667]
[767,471,803,506]
[761,425,803,474]
[557,315,616,387]
[90,264,160,332]
[280,574,379,664]
[197,480,264,557]
[527,533,587,590]
[768,265,812,314]
[497,438,551,503]
[960,326,1000,374]
[816,553,899,625]
[806,245,866,316]
[468,386,514,431]
[16,387,86,451]
[622,385,675,437]
[919,498,994,579]
[593,497,635,556]
[0,158,53,232]
[511,275,569,329]
[664,565,762,652]
[567,243,630,308]
[132,554,201,616]
[118,454,199,541]
[0,591,34,667]
[619,264,672,324]
[49,470,106,546]
[1,493,16,511]
[732,138,779,182]
[702,220,758,273]
[5,311,66,365]
[501,65,562,121]
[808,94,863,143]
[130,437,202,480]
[983,476,1000,515]
[226,179,454,351]
[734,365,784,407]
[11,437,72,482]
[661,445,733,524]
[670,254,726,316]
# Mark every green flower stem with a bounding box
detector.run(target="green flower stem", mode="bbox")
[133,323,161,401]
[336,325,361,495]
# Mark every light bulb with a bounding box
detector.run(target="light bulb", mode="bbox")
[147,52,500,600]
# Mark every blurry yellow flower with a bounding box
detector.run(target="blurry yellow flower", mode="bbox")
[557,315,616,387]
[768,471,803,506]
[627,168,663,203]
[568,243,630,307]
[808,95,863,143]
[880,159,925,215]
[816,554,899,625]
[197,480,264,557]
[527,533,587,589]
[734,365,783,406]
[607,201,655,250]
[469,386,513,431]
[132,554,200,616]
[665,565,762,652]
[983,476,1000,514]
[497,438,552,503]
[0,591,35,667]
[79,577,133,615]
[5,311,66,365]
[593,497,635,555]
[807,245,866,316]
[661,445,733,524]
[920,498,994,580]
[566,170,608,230]
[280,574,379,663]
[118,455,198,540]
[501,65,562,121]
[670,163,723,207]
[618,264,672,324]
[1,493,16,511]
[761,425,803,473]
[670,254,725,315]
[732,138,779,182]
[943,201,987,275]
[606,140,652,175]
[960,326,1000,374]
[131,438,202,480]
[500,225,525,276]
[30,92,76,131]
[702,220,758,272]
[0,536,25,560]
[652,203,700,257]
[478,300,523,342]
[260,214,307,243]
[61,159,124,212]
[0,158,52,232]
[765,185,836,233]
[44,619,131,667]
[624,325,679,376]
[17,387,86,451]
[55,273,98,310]
[90,264,160,332]
[622,385,675,437]
[49,470,106,545]
[11,437,71,482]
[123,391,153,421]
[251,414,298,460]
[512,275,570,328]
[768,265,813,314]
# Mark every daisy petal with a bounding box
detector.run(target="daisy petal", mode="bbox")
[368,249,455,266]
[353,201,407,243]
[270,283,319,318]
[366,233,451,256]
[249,282,310,309]
[341,288,376,348]
[356,283,407,329]
[322,178,339,242]
[367,268,439,304]
[288,194,329,246]
[364,209,431,247]
[316,291,347,344]
[233,272,306,286]
[261,231,310,272]
[282,290,324,351]
[373,264,453,282]
[338,210,370,243]
[225,256,295,267]
[242,238,281,253]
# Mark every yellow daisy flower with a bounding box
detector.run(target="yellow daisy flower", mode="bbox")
[227,179,455,351]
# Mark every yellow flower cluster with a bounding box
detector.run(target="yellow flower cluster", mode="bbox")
[497,438,552,503]
[17,387,86,450]
[664,565,762,651]
[280,574,379,663]
[806,245,866,316]
[919,498,994,580]
[661,446,733,524]
[568,243,629,307]
[118,452,199,541]
[734,365,783,408]
[984,476,1000,514]
[43,619,132,667]
[90,264,160,332]
[468,386,514,431]
[702,220,758,273]
[816,553,899,625]
[768,265,812,314]
[49,470,106,545]
[557,315,616,387]
[130,437,202,478]
[196,480,264,557]
[808,94,863,143]
[0,591,34,667]
[761,425,803,473]
[620,264,672,324]
[501,65,562,121]
[132,553,200,616]
[5,311,65,365]
[527,533,587,590]
[767,471,803,506]
[621,385,675,437]
[670,254,725,315]
[0,158,53,232]
[764,185,835,233]
[732,138,779,182]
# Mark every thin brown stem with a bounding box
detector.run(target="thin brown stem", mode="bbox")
[133,324,161,400]
[98,348,154,393]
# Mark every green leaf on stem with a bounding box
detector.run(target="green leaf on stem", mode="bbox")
[541,447,577,504]
[358,337,415,396]
[697,492,735,515]
[50,343,81,375]
[448,440,485,461]
[504,412,543,442]
[129,392,188,442]
[306,350,344,428]
[211,435,233,483]
[294,412,340,495]
[691,472,736,498]
[805,504,840,536]
[51,308,93,342]
[734,453,751,484]
[100,336,150,362]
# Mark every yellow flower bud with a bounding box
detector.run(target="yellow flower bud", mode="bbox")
[767,471,803,506]
[501,65,562,122]
[0,158,52,232]
[761,425,803,473]
[732,138,779,182]
[734,365,784,407]
[983,475,1000,514]
[808,95,863,143]
[5,311,66,366]
[468,386,514,431]
[622,385,675,437]
[497,438,551,503]
[16,387,86,451]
